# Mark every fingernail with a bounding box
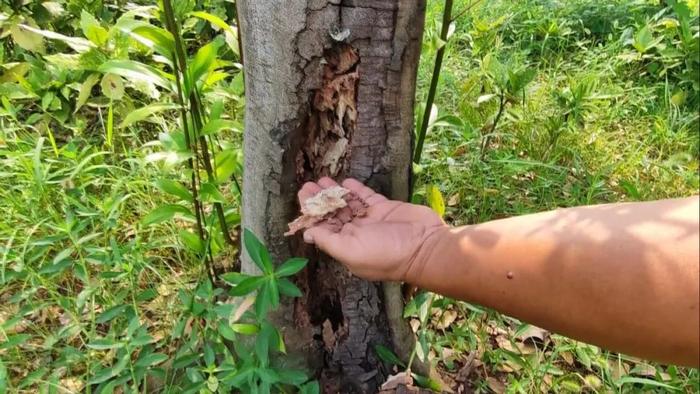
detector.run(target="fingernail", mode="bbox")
[303,232,313,244]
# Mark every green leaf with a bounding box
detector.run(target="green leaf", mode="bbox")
[255,281,273,318]
[135,352,168,368]
[207,375,219,392]
[269,278,280,309]
[374,344,406,368]
[0,334,31,350]
[633,25,655,53]
[88,353,129,385]
[75,73,100,113]
[173,353,200,369]
[18,24,93,52]
[179,230,204,254]
[214,149,241,182]
[255,322,275,367]
[412,373,442,392]
[228,276,265,297]
[155,179,193,202]
[276,369,309,385]
[508,68,536,95]
[190,11,239,56]
[119,103,179,128]
[218,321,236,341]
[10,24,45,53]
[200,182,225,203]
[53,247,73,264]
[277,278,302,298]
[426,184,445,217]
[18,367,47,389]
[130,334,155,347]
[142,204,191,226]
[38,259,72,275]
[98,60,173,90]
[220,272,247,285]
[616,377,679,391]
[275,257,308,277]
[0,358,7,393]
[96,304,130,324]
[204,343,215,366]
[232,323,259,335]
[243,228,273,274]
[300,381,320,394]
[257,367,280,384]
[81,10,108,46]
[119,20,175,58]
[189,40,223,86]
[87,338,124,350]
[200,119,239,137]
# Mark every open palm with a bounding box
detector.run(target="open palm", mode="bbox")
[298,178,445,281]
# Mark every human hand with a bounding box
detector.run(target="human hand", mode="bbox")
[298,177,447,282]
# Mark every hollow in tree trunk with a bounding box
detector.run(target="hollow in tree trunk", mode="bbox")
[238,1,426,391]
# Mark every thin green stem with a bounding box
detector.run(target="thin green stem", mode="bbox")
[412,0,454,192]
[162,0,215,284]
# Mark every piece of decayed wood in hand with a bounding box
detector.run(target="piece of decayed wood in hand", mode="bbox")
[284,186,350,236]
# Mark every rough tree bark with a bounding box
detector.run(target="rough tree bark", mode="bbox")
[238,1,426,391]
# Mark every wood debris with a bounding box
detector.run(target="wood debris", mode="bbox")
[285,185,368,236]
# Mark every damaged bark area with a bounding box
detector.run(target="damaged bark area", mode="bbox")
[297,44,359,181]
[239,0,426,392]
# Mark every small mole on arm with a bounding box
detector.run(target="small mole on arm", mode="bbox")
[506,271,514,280]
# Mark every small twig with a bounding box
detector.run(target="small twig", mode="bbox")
[480,90,505,160]
[450,0,484,23]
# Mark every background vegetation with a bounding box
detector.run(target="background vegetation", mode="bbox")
[0,0,698,392]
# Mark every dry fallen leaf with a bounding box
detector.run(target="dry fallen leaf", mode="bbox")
[560,351,574,366]
[447,193,460,206]
[380,371,413,391]
[436,309,458,330]
[495,335,516,352]
[486,377,506,394]
[59,377,84,394]
[516,325,548,343]
[410,318,421,333]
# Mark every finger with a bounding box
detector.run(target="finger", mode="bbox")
[303,226,345,255]
[298,182,322,204]
[318,177,339,189]
[341,178,388,204]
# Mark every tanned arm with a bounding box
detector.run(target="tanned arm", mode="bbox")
[300,178,700,367]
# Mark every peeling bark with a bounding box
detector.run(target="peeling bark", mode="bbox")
[239,1,426,391]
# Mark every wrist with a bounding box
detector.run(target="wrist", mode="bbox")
[403,224,451,284]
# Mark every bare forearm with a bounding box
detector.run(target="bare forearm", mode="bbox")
[410,197,700,366]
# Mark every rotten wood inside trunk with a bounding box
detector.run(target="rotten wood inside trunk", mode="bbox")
[297,44,359,181]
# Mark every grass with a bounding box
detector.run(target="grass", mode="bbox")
[0,0,698,392]
[413,0,699,392]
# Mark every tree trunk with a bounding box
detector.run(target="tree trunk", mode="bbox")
[239,1,426,391]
